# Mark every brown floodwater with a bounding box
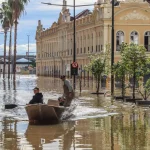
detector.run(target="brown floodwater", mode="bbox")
[0,75,150,150]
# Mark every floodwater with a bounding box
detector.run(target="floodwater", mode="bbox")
[0,75,150,150]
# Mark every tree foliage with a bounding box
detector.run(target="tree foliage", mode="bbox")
[113,61,126,99]
[84,44,110,93]
[7,0,30,80]
[119,43,150,100]
[138,79,150,100]
[120,43,149,79]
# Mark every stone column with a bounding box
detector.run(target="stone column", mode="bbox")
[92,29,96,53]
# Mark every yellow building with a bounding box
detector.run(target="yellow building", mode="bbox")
[35,0,150,77]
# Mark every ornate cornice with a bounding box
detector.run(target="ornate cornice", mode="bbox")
[120,10,149,20]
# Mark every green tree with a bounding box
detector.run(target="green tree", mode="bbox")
[31,60,36,68]
[120,43,150,101]
[138,79,150,100]
[85,45,110,93]
[113,61,126,100]
[1,2,10,79]
[7,3,13,79]
[8,0,29,80]
[1,2,14,79]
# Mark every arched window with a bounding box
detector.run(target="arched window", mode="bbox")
[130,31,138,44]
[116,31,124,51]
[144,31,150,51]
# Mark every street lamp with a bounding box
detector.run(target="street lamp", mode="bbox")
[27,35,30,67]
[111,0,115,97]
[73,0,76,89]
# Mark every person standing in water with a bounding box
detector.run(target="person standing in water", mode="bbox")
[60,75,74,107]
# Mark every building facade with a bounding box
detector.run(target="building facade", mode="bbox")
[36,0,150,77]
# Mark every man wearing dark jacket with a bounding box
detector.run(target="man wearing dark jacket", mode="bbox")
[29,87,43,104]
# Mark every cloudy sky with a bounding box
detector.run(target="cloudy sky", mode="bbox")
[0,0,95,55]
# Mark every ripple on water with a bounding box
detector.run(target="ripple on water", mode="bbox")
[61,102,118,121]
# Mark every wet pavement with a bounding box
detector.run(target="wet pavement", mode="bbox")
[0,75,150,150]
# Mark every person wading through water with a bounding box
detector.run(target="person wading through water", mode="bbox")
[59,75,74,107]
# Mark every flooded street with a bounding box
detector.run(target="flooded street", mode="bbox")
[0,75,150,150]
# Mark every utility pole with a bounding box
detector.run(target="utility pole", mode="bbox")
[73,0,76,90]
[27,35,30,67]
[111,0,114,97]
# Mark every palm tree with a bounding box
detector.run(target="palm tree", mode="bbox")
[7,5,13,79]
[8,0,29,80]
[1,2,10,79]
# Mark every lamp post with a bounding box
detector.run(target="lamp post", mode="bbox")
[27,35,30,67]
[73,0,76,89]
[111,0,114,97]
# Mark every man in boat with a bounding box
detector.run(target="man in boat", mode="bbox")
[60,75,74,107]
[29,87,43,104]
[58,97,65,106]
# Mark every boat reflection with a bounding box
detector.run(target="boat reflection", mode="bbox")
[25,121,75,150]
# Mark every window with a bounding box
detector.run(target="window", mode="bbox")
[71,49,72,55]
[81,48,82,53]
[96,45,97,52]
[92,46,93,52]
[116,31,124,51]
[144,31,150,51]
[84,47,86,53]
[130,31,138,44]
[101,45,103,51]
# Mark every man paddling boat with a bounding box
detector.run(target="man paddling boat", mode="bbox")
[60,75,74,107]
[29,87,43,104]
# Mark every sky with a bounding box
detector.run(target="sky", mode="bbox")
[0,0,96,55]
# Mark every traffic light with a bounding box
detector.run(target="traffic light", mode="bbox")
[71,62,78,76]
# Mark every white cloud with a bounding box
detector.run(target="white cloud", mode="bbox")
[18,18,53,30]
[0,43,36,55]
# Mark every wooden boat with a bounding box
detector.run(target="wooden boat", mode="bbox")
[25,100,65,125]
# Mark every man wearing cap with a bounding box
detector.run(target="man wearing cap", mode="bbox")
[29,87,43,104]
[60,75,74,107]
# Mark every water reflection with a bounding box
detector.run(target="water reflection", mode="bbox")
[0,76,150,149]
[1,118,18,150]
[0,111,150,149]
[25,121,75,150]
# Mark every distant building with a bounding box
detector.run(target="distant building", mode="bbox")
[0,58,11,74]
[0,55,35,74]
[0,55,36,62]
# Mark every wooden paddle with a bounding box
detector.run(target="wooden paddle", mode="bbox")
[5,104,25,109]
